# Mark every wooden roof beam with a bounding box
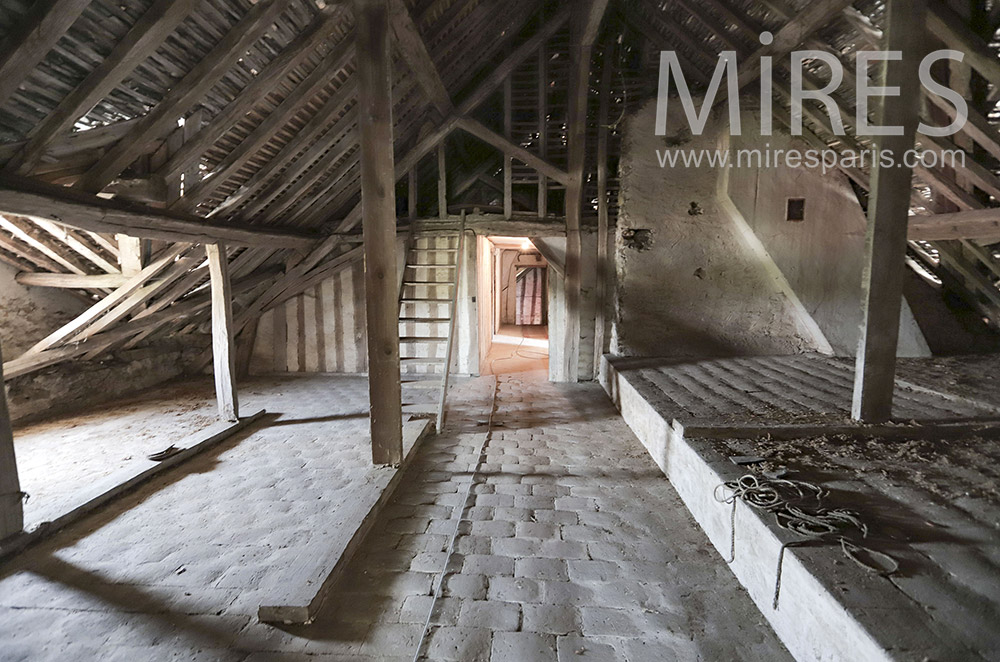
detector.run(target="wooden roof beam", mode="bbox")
[456,118,570,186]
[0,0,92,109]
[8,0,200,176]
[179,61,358,215]
[388,0,453,115]
[0,174,318,248]
[909,208,1000,242]
[75,0,294,194]
[927,3,1000,93]
[156,9,349,183]
[717,0,856,103]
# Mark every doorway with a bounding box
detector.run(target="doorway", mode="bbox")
[477,236,549,375]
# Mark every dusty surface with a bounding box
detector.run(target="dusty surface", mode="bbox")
[0,371,789,661]
[613,353,1000,425]
[611,354,1000,660]
[13,374,437,532]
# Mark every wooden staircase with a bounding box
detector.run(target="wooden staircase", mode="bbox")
[398,232,460,383]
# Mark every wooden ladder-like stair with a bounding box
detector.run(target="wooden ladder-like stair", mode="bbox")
[398,220,466,431]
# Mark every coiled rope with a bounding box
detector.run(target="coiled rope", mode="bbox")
[714,474,898,609]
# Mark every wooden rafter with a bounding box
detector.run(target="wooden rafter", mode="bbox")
[0,174,318,248]
[7,0,200,175]
[388,0,453,115]
[75,0,295,194]
[0,0,92,110]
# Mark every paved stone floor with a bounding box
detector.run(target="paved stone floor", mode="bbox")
[0,371,789,661]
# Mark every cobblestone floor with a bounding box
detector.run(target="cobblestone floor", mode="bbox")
[0,371,789,661]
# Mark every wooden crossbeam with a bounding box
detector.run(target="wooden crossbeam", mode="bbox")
[0,0,91,110]
[15,272,129,289]
[388,0,452,115]
[456,118,570,186]
[75,0,294,193]
[23,245,189,356]
[8,0,199,175]
[2,267,276,379]
[909,209,1000,242]
[0,174,317,248]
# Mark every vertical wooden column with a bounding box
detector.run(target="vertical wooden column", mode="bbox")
[563,19,592,382]
[207,243,239,422]
[503,74,513,219]
[357,0,403,464]
[852,0,928,422]
[593,42,612,378]
[117,235,143,275]
[0,339,23,541]
[437,143,447,219]
[537,44,548,218]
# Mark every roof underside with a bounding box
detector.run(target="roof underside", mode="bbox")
[1,0,999,378]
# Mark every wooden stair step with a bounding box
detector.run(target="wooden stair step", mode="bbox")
[401,379,444,388]
[399,317,452,323]
[401,298,453,304]
[400,357,445,363]
[400,336,447,343]
[406,264,457,268]
[403,281,454,286]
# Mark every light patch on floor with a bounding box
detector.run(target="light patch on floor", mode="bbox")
[0,370,790,660]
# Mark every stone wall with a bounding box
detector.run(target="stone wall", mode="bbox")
[613,99,828,359]
[1,263,206,424]
[726,112,928,356]
[7,338,205,424]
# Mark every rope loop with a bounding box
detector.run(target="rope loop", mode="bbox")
[716,473,895,609]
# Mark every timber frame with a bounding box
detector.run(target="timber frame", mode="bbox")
[0,0,997,412]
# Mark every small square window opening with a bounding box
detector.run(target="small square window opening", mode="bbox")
[787,198,806,222]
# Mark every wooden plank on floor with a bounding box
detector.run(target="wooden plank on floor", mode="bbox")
[258,418,433,624]
[0,409,267,561]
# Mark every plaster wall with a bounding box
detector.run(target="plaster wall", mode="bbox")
[540,233,609,382]
[613,99,826,359]
[727,112,929,357]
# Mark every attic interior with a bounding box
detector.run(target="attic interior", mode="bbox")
[1,0,1000,659]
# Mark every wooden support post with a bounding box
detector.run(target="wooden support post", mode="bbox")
[593,42,613,378]
[0,339,23,541]
[437,143,448,219]
[408,168,417,221]
[357,0,403,465]
[538,44,548,219]
[852,0,928,423]
[563,16,594,382]
[117,234,143,275]
[504,74,513,220]
[207,243,239,422]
